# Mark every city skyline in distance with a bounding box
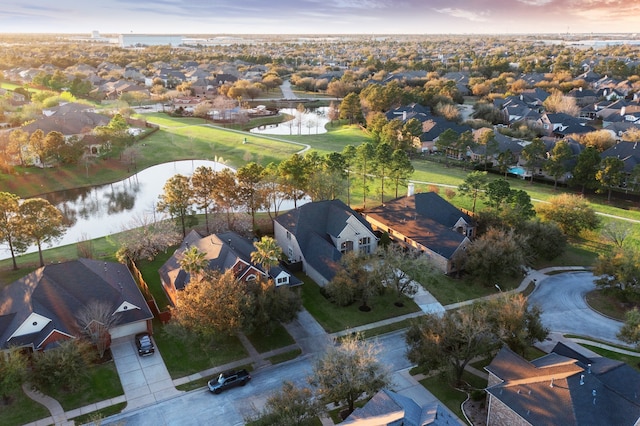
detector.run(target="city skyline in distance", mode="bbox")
[1,0,640,35]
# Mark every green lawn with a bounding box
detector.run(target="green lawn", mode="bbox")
[0,390,50,426]
[68,402,127,425]
[136,249,177,311]
[246,323,295,353]
[418,272,520,306]
[300,274,421,334]
[266,348,302,365]
[419,371,486,420]
[152,320,248,379]
[39,362,123,411]
[140,115,304,169]
[580,344,640,371]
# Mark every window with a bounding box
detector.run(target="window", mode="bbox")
[341,240,354,254]
[359,236,371,254]
[287,247,293,260]
[286,231,291,240]
[277,276,288,285]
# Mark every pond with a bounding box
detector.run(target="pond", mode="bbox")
[1,160,305,260]
[249,107,330,135]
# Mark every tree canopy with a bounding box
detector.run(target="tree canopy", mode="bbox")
[309,333,390,415]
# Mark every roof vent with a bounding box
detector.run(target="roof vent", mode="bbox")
[588,363,592,374]
[580,374,585,386]
[550,378,554,388]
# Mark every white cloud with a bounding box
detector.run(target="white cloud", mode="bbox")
[516,0,553,5]
[434,7,489,22]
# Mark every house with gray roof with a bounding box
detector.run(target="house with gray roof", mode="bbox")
[485,344,640,426]
[362,191,474,275]
[159,230,301,305]
[601,140,640,177]
[0,258,154,353]
[273,199,378,286]
[341,388,458,425]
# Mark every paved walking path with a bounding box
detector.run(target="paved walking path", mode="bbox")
[22,383,73,426]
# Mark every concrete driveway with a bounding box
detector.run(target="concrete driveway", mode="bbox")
[110,335,182,411]
[528,271,624,345]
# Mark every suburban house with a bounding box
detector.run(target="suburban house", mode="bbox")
[0,258,154,353]
[340,388,458,425]
[537,113,595,138]
[600,141,640,182]
[485,344,640,426]
[159,230,301,305]
[384,103,471,152]
[273,199,379,286]
[362,191,474,275]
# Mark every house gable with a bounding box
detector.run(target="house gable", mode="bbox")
[9,312,51,339]
[274,199,378,285]
[114,301,141,314]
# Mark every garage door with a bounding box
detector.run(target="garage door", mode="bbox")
[110,321,148,339]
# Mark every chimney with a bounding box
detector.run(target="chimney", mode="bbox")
[407,183,415,197]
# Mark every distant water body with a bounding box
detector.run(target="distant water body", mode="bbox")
[540,39,640,48]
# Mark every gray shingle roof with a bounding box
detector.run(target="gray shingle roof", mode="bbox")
[601,141,640,173]
[275,199,375,282]
[159,230,302,295]
[486,345,640,426]
[0,259,153,350]
[365,192,472,260]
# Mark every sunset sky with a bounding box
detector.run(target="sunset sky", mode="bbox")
[1,0,639,35]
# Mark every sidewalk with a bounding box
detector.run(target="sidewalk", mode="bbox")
[23,265,637,426]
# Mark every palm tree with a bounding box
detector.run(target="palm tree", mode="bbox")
[251,236,283,274]
[180,246,208,280]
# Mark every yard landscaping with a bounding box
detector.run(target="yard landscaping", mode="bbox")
[299,274,421,334]
[0,392,50,426]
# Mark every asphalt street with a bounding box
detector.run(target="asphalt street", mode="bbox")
[528,271,625,345]
[103,331,413,426]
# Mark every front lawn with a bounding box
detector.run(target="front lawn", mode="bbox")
[152,320,248,379]
[246,323,295,353]
[39,362,123,411]
[419,371,487,420]
[300,274,420,334]
[419,272,518,306]
[0,390,50,426]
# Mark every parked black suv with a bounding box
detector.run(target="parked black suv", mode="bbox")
[135,332,155,356]
[208,369,251,394]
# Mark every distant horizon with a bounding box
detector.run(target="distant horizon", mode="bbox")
[2,1,639,35]
[1,31,639,38]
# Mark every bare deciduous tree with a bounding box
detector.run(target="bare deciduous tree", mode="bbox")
[77,300,120,358]
[115,213,182,263]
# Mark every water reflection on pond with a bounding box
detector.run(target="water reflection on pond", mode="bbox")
[2,160,302,259]
[250,107,329,135]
